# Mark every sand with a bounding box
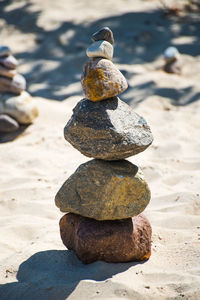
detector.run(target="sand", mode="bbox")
[0,0,200,299]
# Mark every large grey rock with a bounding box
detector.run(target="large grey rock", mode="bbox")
[55,159,151,220]
[86,40,113,60]
[64,97,153,160]
[0,46,11,57]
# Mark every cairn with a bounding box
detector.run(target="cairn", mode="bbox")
[163,46,182,74]
[0,46,38,133]
[55,28,154,264]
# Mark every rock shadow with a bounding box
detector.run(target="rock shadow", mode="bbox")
[0,249,145,300]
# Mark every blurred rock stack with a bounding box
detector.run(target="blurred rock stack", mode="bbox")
[55,28,154,264]
[0,46,38,133]
[163,46,183,74]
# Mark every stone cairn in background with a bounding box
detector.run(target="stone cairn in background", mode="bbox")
[163,46,183,74]
[0,46,38,133]
[55,27,154,264]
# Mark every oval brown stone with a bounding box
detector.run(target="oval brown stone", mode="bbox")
[81,58,128,101]
[59,213,152,264]
[55,159,151,220]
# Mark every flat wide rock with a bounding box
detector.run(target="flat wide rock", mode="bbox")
[0,65,16,78]
[81,58,128,101]
[86,40,113,60]
[0,55,18,70]
[0,73,26,94]
[60,213,152,264]
[55,159,151,220]
[64,97,153,160]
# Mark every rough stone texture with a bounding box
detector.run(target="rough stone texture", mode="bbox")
[0,73,26,94]
[0,114,19,132]
[0,65,16,78]
[0,46,11,57]
[81,58,128,101]
[0,91,39,124]
[64,97,153,160]
[86,40,113,60]
[92,27,114,45]
[59,213,152,264]
[164,58,183,74]
[0,55,18,70]
[55,159,151,220]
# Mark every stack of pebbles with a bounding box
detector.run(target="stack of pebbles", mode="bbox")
[0,46,38,133]
[163,46,183,74]
[55,28,154,264]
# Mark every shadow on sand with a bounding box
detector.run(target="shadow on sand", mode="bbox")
[0,0,199,104]
[0,249,145,300]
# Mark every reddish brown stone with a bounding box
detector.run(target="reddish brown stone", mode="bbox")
[59,213,152,264]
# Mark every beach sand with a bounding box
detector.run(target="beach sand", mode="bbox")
[0,0,200,299]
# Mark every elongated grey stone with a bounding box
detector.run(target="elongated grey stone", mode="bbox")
[92,27,114,45]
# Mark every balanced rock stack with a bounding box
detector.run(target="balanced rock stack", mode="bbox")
[163,46,183,74]
[55,27,154,264]
[0,46,38,133]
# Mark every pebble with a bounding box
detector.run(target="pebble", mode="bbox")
[0,73,26,94]
[86,40,113,60]
[0,114,19,132]
[81,58,128,101]
[0,65,16,78]
[164,46,179,59]
[0,46,11,58]
[164,58,183,74]
[0,55,18,69]
[92,27,114,45]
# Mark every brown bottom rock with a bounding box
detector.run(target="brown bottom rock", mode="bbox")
[59,213,152,264]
